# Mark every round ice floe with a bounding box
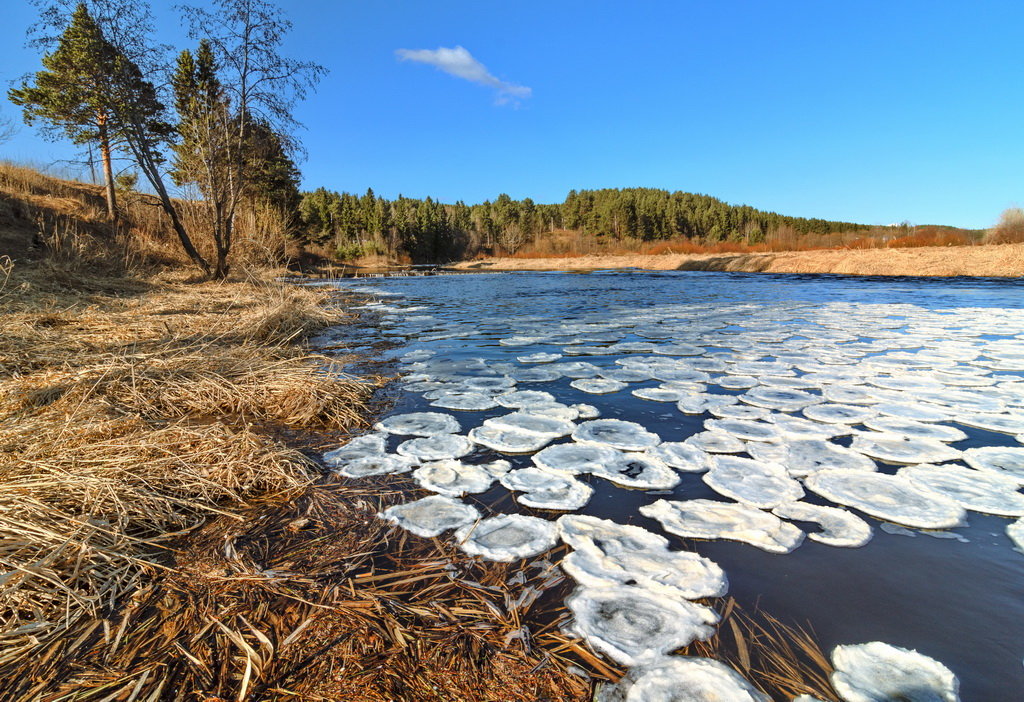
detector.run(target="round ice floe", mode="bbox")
[558,514,669,553]
[716,374,760,390]
[564,585,717,666]
[684,430,746,454]
[640,499,805,554]
[378,494,480,537]
[708,403,771,420]
[861,416,967,443]
[741,386,822,411]
[495,389,556,408]
[468,425,555,453]
[601,368,654,383]
[756,439,876,478]
[646,442,713,472]
[851,432,961,465]
[461,376,516,392]
[517,352,562,363]
[830,641,959,702]
[556,361,602,378]
[592,453,681,489]
[412,459,504,496]
[573,419,661,451]
[599,657,769,702]
[677,394,739,415]
[454,514,558,562]
[897,464,1024,517]
[632,386,687,402]
[509,367,563,383]
[771,501,872,547]
[805,469,966,529]
[704,456,804,508]
[397,434,475,461]
[705,418,784,443]
[957,412,1024,435]
[573,403,602,419]
[429,391,500,411]
[322,433,387,465]
[534,443,622,474]
[654,343,704,356]
[562,546,727,600]
[571,378,627,394]
[962,446,1024,484]
[334,454,417,478]
[500,467,593,510]
[873,402,951,423]
[513,402,580,421]
[822,384,880,405]
[802,403,878,425]
[652,367,711,383]
[484,411,575,438]
[768,413,851,440]
[375,412,461,436]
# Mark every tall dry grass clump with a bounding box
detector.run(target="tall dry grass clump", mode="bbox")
[987,207,1024,244]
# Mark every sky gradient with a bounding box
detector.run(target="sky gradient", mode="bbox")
[1,0,1022,229]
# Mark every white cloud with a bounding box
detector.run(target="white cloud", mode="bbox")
[396,45,531,106]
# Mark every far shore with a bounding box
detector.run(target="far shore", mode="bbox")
[451,243,1024,278]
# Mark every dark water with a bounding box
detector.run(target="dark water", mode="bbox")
[323,270,1024,700]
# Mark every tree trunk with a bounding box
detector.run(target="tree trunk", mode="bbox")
[97,115,117,221]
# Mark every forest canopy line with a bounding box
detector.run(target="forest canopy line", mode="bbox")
[297,186,873,263]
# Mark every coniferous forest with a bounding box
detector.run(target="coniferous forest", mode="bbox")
[297,186,873,263]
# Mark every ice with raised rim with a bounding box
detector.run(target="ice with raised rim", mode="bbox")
[596,657,769,702]
[500,467,593,510]
[703,455,805,508]
[771,501,873,547]
[592,452,681,490]
[573,419,661,451]
[563,584,718,666]
[429,391,500,411]
[632,386,687,402]
[851,432,962,465]
[412,459,505,496]
[333,453,417,478]
[862,416,967,443]
[802,403,878,425]
[561,542,727,600]
[534,443,622,474]
[705,418,784,443]
[640,498,806,553]
[873,402,951,423]
[454,514,558,561]
[397,434,475,461]
[805,469,966,529]
[571,378,627,394]
[375,412,461,436]
[468,424,556,453]
[956,412,1024,435]
[495,389,556,408]
[517,352,562,363]
[378,494,480,537]
[323,433,387,466]
[830,641,960,702]
[741,386,822,411]
[558,514,670,553]
[684,430,746,454]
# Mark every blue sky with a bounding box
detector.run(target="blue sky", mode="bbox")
[1,1,1022,229]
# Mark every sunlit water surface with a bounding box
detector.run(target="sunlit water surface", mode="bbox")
[316,270,1024,700]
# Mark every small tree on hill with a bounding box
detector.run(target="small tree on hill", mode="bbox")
[10,4,121,219]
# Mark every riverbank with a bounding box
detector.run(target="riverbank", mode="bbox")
[454,242,1024,277]
[0,264,591,701]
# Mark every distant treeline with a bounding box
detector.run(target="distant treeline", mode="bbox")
[297,186,871,262]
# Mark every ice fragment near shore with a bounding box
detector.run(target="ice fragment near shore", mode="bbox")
[704,456,804,508]
[375,412,461,436]
[564,585,717,666]
[454,514,558,561]
[429,391,500,411]
[640,499,805,553]
[597,657,769,702]
[772,501,872,547]
[378,494,479,537]
[468,425,555,453]
[805,469,966,529]
[322,433,387,465]
[397,434,474,461]
[334,454,417,478]
[592,453,681,489]
[573,419,661,451]
[534,442,622,474]
[646,442,713,472]
[495,389,556,408]
[684,430,746,454]
[558,514,669,553]
[705,418,784,443]
[571,378,627,394]
[484,411,575,438]
[562,543,727,600]
[830,641,960,702]
[500,467,593,510]
[412,459,505,496]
